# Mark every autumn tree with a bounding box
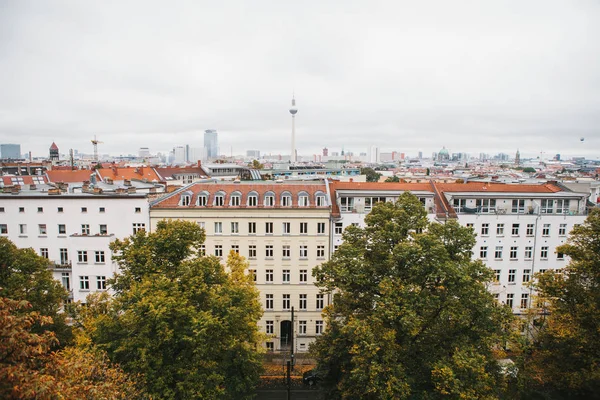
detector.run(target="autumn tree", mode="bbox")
[0,237,72,345]
[519,208,600,398]
[0,297,144,399]
[83,220,263,399]
[312,193,513,399]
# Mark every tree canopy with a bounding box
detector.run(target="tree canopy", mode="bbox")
[519,208,600,398]
[82,219,264,399]
[361,167,382,182]
[312,193,513,399]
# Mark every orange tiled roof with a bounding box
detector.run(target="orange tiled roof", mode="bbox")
[46,170,97,183]
[2,176,48,186]
[97,167,161,182]
[152,182,328,208]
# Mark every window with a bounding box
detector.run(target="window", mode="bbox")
[248,222,256,234]
[540,246,549,259]
[19,207,25,213]
[265,222,273,234]
[282,294,291,310]
[60,248,68,264]
[248,269,256,282]
[19,224,27,235]
[512,199,525,213]
[197,193,208,206]
[512,223,519,236]
[315,321,324,335]
[79,276,90,290]
[81,224,90,235]
[282,245,291,258]
[282,269,290,283]
[466,223,474,229]
[300,269,307,283]
[265,294,273,310]
[247,193,258,207]
[298,321,307,335]
[36,207,43,213]
[340,197,354,212]
[231,244,239,254]
[39,224,47,235]
[334,223,343,235]
[526,224,534,236]
[281,194,292,207]
[266,269,274,282]
[77,251,88,263]
[508,269,516,283]
[495,246,503,259]
[365,197,386,212]
[249,245,257,259]
[556,199,570,214]
[316,194,326,207]
[510,246,518,260]
[299,245,308,259]
[0,207,3,212]
[214,222,222,234]
[520,294,529,309]
[229,194,241,206]
[213,193,224,206]
[99,207,105,213]
[316,294,324,309]
[95,251,105,263]
[199,245,206,256]
[97,276,107,290]
[135,207,141,213]
[231,222,239,234]
[479,246,488,259]
[476,198,496,213]
[559,223,567,236]
[523,269,531,283]
[264,193,274,207]
[493,269,501,282]
[541,199,553,214]
[481,223,489,236]
[298,194,309,207]
[557,252,564,260]
[317,222,326,234]
[542,224,550,236]
[265,342,274,351]
[283,222,291,234]
[317,245,325,258]
[132,223,146,234]
[496,224,505,236]
[215,245,223,257]
[265,245,274,258]
[299,294,307,310]
[40,248,49,259]
[524,246,533,259]
[99,224,107,235]
[180,195,191,206]
[539,269,547,274]
[266,321,274,334]
[506,293,514,308]
[300,222,308,234]
[61,273,70,290]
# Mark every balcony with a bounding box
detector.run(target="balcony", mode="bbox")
[51,261,72,271]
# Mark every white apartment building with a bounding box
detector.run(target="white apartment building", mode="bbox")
[329,181,589,314]
[0,185,149,302]
[150,181,332,352]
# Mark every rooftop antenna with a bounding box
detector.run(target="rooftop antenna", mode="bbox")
[289,93,298,163]
[91,135,103,162]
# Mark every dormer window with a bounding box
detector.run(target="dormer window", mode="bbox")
[247,192,258,207]
[315,192,326,207]
[214,192,225,206]
[281,192,292,207]
[180,194,192,206]
[230,192,241,206]
[264,192,275,207]
[298,192,309,207]
[196,192,208,206]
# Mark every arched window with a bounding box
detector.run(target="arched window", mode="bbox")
[315,191,327,207]
[196,191,209,206]
[281,191,292,207]
[298,191,309,207]
[213,191,225,206]
[264,191,275,207]
[247,191,259,207]
[230,191,242,206]
[179,191,193,206]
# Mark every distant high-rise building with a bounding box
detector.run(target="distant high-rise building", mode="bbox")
[515,150,521,166]
[0,144,21,160]
[322,147,328,157]
[172,146,186,164]
[418,151,423,159]
[204,130,218,159]
[555,153,561,161]
[49,142,59,161]
[139,147,151,158]
[369,146,380,163]
[247,150,261,158]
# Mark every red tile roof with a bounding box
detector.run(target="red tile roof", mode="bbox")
[1,176,48,186]
[46,170,97,183]
[97,167,161,182]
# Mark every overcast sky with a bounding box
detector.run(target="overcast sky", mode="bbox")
[1,0,599,160]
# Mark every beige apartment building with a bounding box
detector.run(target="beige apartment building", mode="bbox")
[150,181,331,352]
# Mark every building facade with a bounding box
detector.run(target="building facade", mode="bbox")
[0,144,21,160]
[204,129,218,160]
[150,181,331,352]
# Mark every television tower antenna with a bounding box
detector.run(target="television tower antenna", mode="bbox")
[289,94,298,163]
[91,135,103,162]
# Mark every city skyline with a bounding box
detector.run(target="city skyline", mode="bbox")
[1,1,599,159]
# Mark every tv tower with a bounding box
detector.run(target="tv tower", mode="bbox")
[289,95,298,163]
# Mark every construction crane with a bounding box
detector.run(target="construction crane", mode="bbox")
[91,135,103,162]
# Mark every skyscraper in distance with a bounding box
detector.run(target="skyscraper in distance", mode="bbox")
[204,130,218,160]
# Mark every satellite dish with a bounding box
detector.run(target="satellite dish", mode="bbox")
[580,137,585,142]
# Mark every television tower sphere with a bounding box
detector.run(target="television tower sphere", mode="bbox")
[289,97,298,115]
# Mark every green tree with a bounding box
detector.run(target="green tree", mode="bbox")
[519,209,600,398]
[312,193,513,399]
[522,167,536,173]
[385,176,401,182]
[250,159,264,169]
[84,220,263,399]
[361,167,382,182]
[0,237,72,345]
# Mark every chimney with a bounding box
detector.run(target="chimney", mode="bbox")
[197,160,202,168]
